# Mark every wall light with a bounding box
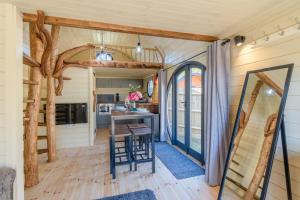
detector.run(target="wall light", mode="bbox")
[234,35,246,46]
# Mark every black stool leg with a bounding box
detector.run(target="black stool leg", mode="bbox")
[138,136,142,150]
[111,136,116,179]
[146,135,150,159]
[151,133,155,173]
[109,137,112,174]
[134,135,137,171]
[129,135,132,171]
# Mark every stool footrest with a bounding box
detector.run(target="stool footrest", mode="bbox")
[128,123,149,129]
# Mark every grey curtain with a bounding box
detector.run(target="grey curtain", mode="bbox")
[158,69,168,141]
[204,40,231,186]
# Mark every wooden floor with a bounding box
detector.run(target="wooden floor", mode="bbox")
[25,129,219,200]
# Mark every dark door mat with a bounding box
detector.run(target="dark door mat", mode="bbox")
[98,189,157,200]
[155,142,205,179]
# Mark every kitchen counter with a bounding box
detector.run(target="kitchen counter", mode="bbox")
[136,102,159,114]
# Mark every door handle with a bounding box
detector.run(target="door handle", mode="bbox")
[180,101,187,107]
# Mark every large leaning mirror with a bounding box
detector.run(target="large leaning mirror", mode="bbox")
[218,64,294,200]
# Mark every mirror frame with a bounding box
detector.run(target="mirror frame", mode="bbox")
[147,79,154,97]
[218,64,294,200]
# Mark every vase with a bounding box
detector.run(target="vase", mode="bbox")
[130,101,137,111]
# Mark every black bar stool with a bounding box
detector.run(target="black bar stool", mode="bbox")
[128,123,149,150]
[109,125,133,179]
[129,126,155,173]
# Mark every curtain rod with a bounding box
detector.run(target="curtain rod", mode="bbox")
[162,50,207,71]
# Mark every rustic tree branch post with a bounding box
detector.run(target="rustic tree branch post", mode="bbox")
[53,44,96,95]
[36,10,61,162]
[24,22,44,187]
[244,113,278,200]
[230,80,263,162]
[256,72,283,96]
[46,25,60,162]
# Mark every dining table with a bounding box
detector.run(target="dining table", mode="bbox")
[110,110,157,178]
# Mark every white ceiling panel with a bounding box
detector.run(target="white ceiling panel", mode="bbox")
[13,0,296,37]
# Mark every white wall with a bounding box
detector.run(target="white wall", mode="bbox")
[166,53,207,82]
[230,32,300,199]
[54,68,93,148]
[0,3,24,199]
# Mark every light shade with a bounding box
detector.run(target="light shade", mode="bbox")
[234,35,246,46]
[136,42,142,53]
[96,50,113,61]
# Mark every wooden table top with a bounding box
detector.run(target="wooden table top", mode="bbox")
[111,111,157,120]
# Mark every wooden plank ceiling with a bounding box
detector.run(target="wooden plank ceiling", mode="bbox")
[13,0,288,37]
[19,0,298,77]
[23,24,210,66]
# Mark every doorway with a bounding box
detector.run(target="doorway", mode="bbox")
[167,61,205,164]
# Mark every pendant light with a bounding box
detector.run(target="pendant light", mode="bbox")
[100,31,105,51]
[96,31,113,61]
[136,35,142,53]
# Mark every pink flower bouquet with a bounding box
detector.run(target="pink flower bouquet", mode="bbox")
[125,84,143,111]
[127,91,143,101]
[126,84,143,102]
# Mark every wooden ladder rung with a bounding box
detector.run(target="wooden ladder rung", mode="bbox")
[63,76,72,80]
[38,122,46,126]
[23,80,39,85]
[37,135,47,140]
[23,109,46,113]
[37,149,48,154]
[23,53,40,67]
[23,99,35,103]
[229,167,244,178]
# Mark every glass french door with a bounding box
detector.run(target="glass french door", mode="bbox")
[170,63,205,163]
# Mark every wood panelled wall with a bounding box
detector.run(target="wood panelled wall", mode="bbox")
[0,3,6,167]
[166,53,207,82]
[55,68,92,148]
[36,68,93,149]
[230,34,300,199]
[0,3,24,199]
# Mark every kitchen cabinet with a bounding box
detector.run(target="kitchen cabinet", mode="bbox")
[96,78,112,88]
[97,114,111,128]
[96,78,143,88]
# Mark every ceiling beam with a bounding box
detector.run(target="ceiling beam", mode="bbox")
[23,13,218,42]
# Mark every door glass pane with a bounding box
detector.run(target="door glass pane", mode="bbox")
[176,70,185,144]
[167,83,173,140]
[190,68,202,153]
